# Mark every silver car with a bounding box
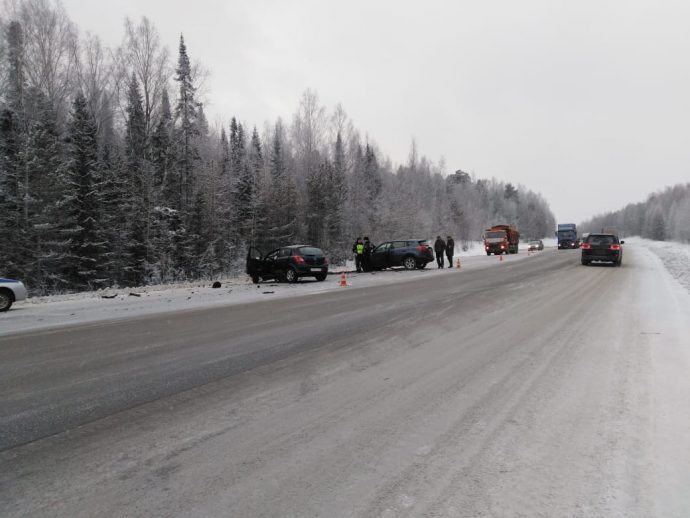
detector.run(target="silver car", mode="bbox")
[0,278,28,311]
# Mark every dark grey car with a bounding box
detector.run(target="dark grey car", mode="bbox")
[580,234,624,266]
[370,240,435,270]
[247,245,328,283]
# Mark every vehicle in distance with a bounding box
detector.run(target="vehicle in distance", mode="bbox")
[527,240,544,251]
[370,240,435,270]
[247,245,328,283]
[556,223,579,249]
[0,278,28,311]
[580,234,624,266]
[484,225,520,255]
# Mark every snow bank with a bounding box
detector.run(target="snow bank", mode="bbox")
[626,237,690,293]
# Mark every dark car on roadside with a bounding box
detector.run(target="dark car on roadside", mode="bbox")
[580,234,624,266]
[247,245,328,283]
[370,240,435,270]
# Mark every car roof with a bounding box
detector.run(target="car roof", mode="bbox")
[380,239,426,243]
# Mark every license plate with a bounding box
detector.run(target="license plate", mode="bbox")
[310,268,322,272]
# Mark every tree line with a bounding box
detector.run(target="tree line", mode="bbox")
[580,183,690,242]
[0,0,555,295]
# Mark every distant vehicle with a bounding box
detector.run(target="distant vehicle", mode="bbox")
[484,225,520,255]
[0,278,28,312]
[527,240,544,251]
[370,240,435,270]
[580,234,624,266]
[556,223,579,249]
[246,245,328,283]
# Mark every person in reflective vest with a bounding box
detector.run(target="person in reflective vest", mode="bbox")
[352,237,364,273]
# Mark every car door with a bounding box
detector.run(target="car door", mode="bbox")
[263,249,280,278]
[274,247,292,278]
[246,247,264,277]
[371,242,391,269]
[389,241,408,266]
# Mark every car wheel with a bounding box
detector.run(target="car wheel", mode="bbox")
[403,256,416,270]
[581,259,589,266]
[315,273,327,281]
[0,289,13,312]
[285,267,299,283]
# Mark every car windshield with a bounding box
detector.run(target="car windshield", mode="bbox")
[297,247,323,256]
[486,231,505,238]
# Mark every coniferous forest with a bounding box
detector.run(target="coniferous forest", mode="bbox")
[0,0,556,295]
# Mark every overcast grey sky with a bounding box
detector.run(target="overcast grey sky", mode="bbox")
[62,0,690,224]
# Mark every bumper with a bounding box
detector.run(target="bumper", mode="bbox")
[582,252,621,262]
[296,266,328,276]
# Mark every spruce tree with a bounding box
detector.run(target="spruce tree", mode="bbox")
[173,35,201,274]
[62,93,105,290]
[266,121,298,248]
[123,73,149,285]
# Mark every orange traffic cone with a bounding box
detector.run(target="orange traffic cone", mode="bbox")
[339,272,348,287]
[456,257,461,270]
[499,254,504,262]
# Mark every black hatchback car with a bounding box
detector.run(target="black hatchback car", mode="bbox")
[370,240,435,270]
[580,234,624,266]
[247,245,328,283]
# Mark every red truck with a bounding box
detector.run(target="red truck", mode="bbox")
[484,225,520,255]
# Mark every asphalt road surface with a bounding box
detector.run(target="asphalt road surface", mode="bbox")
[2,247,690,517]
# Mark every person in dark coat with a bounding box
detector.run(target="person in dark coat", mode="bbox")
[363,237,374,272]
[446,236,455,268]
[434,236,446,269]
[352,237,364,273]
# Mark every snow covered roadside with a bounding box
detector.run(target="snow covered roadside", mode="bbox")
[626,237,690,294]
[0,241,551,336]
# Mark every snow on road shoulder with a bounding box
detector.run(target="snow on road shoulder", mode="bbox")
[0,241,551,336]
[627,237,690,293]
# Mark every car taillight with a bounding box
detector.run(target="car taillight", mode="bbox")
[293,255,305,264]
[610,244,621,251]
[416,246,426,251]
[581,243,592,250]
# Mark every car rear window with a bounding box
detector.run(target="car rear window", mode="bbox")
[297,247,323,256]
[587,235,617,246]
[408,240,427,246]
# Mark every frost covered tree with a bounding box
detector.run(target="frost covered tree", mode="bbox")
[62,93,105,290]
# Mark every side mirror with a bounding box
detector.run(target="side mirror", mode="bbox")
[620,240,625,245]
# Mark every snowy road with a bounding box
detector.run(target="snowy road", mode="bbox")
[2,246,690,517]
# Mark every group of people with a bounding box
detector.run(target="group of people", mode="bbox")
[352,237,375,273]
[434,235,455,269]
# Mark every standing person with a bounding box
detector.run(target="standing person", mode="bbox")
[363,237,374,272]
[446,236,455,268]
[352,237,364,273]
[434,236,446,269]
